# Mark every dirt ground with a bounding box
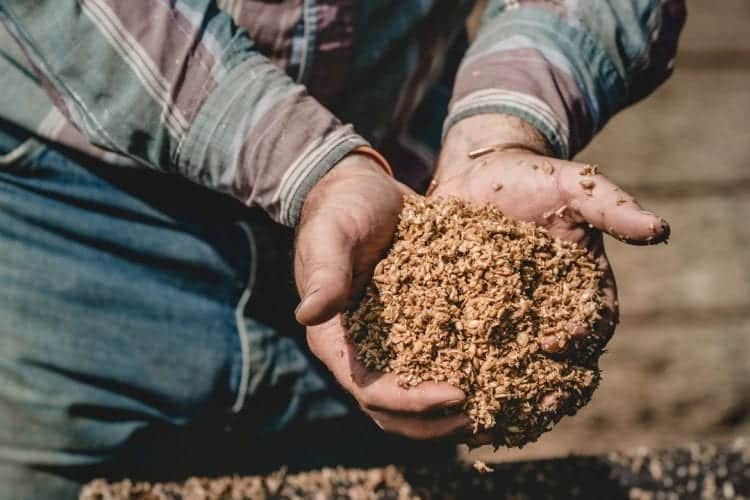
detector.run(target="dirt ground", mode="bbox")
[468,0,750,465]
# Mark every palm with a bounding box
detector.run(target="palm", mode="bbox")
[431,151,669,352]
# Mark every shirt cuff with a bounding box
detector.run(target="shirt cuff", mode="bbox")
[443,89,571,159]
[176,54,370,227]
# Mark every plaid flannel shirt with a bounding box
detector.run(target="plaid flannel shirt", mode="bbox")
[0,0,685,226]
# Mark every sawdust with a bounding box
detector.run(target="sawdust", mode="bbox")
[472,460,495,474]
[346,196,604,447]
[81,466,417,500]
[81,439,750,499]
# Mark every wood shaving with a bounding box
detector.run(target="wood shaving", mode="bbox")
[468,146,497,159]
[579,165,599,176]
[346,196,604,448]
[473,460,494,474]
[81,439,750,499]
[81,466,418,500]
[579,178,595,191]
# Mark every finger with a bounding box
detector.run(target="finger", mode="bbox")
[305,317,349,364]
[591,240,619,347]
[307,320,466,414]
[358,372,465,414]
[541,320,590,353]
[541,333,566,353]
[561,165,670,245]
[540,391,563,411]
[294,218,354,326]
[368,410,471,440]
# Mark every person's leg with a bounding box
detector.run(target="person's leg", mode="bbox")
[0,125,454,499]
[0,126,358,498]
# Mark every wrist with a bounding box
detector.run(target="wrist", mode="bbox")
[351,146,393,177]
[328,150,392,180]
[437,114,551,178]
[300,150,391,224]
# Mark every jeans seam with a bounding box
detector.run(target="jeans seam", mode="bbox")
[231,221,258,413]
[0,137,43,167]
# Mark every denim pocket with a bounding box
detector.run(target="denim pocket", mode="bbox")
[0,137,44,172]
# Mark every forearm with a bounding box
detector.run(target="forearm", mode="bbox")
[0,0,367,226]
[444,0,686,159]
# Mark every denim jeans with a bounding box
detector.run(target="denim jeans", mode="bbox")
[0,125,450,499]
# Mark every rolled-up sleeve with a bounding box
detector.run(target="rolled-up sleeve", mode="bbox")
[445,0,687,159]
[0,0,367,226]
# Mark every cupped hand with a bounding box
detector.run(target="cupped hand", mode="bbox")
[434,115,670,448]
[434,116,670,355]
[294,153,470,439]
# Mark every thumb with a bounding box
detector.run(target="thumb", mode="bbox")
[294,217,355,326]
[566,169,670,245]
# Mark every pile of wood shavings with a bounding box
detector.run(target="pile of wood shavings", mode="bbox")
[346,196,604,447]
[82,439,750,499]
[81,466,417,500]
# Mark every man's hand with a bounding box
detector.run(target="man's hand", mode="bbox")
[435,115,671,354]
[294,153,469,439]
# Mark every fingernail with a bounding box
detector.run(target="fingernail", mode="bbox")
[294,288,320,316]
[660,219,671,240]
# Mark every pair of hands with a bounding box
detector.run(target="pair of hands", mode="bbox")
[293,115,669,444]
